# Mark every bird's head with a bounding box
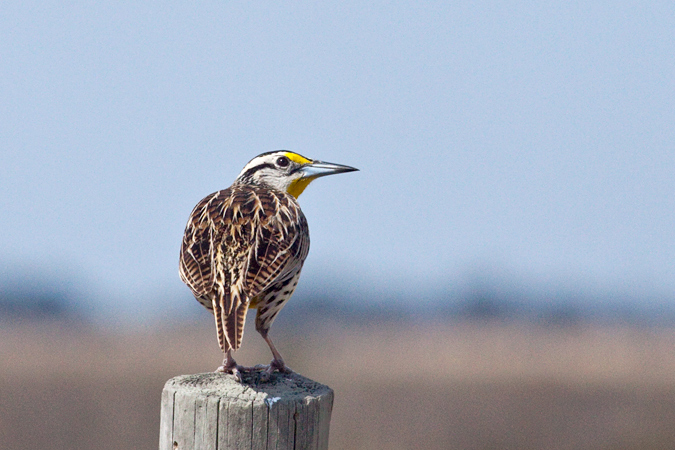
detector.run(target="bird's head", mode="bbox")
[235,150,358,198]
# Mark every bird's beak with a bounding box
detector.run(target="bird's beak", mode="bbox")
[300,161,359,180]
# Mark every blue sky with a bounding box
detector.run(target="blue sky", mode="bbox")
[1,1,673,319]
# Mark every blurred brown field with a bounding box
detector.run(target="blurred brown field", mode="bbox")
[2,318,675,450]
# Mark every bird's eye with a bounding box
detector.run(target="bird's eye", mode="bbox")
[276,156,290,168]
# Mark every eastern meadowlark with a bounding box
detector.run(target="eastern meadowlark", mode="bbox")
[179,151,357,381]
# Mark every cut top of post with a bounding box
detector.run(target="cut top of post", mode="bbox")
[164,371,332,403]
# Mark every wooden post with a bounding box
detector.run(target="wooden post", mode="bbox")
[159,371,334,450]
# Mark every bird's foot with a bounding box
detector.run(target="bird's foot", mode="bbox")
[258,359,293,382]
[215,362,246,383]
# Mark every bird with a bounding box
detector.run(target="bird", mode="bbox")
[179,150,357,381]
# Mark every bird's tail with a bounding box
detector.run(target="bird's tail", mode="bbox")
[213,287,248,352]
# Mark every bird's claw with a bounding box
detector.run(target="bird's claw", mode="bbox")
[258,359,293,382]
[215,363,245,382]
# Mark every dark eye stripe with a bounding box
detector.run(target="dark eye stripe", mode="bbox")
[240,163,275,179]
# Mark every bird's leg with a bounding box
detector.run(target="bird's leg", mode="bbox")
[257,328,292,381]
[216,349,244,382]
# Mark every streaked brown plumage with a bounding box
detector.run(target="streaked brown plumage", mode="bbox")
[180,184,309,352]
[179,151,357,381]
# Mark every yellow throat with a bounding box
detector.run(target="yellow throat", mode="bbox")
[284,152,314,198]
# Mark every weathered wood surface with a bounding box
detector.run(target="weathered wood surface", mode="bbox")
[159,371,334,450]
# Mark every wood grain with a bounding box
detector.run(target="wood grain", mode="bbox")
[159,371,333,450]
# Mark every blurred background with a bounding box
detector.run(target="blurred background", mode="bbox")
[1,1,674,449]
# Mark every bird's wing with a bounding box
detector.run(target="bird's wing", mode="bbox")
[240,188,310,300]
[179,190,228,298]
